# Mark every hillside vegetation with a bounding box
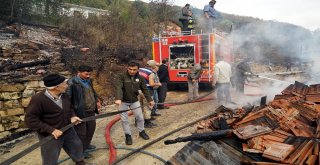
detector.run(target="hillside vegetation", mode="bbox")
[1,0,319,66]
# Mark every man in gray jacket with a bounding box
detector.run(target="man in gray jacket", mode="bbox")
[187,61,206,101]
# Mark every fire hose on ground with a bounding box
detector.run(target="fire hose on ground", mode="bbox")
[110,108,218,165]
[57,146,166,164]
[106,90,216,164]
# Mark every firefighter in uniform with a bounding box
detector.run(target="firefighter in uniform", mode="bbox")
[187,10,195,35]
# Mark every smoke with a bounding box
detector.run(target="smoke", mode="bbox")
[230,21,314,64]
[223,20,320,106]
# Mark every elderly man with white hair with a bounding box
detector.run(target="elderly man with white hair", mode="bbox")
[25,74,85,165]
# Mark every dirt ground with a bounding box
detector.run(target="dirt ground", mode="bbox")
[0,86,266,165]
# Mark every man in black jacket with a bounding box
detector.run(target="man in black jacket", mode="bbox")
[115,61,154,145]
[235,58,253,94]
[157,58,170,109]
[180,4,191,33]
[66,65,101,159]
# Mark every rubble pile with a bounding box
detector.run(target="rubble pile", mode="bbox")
[197,81,320,164]
[0,24,72,139]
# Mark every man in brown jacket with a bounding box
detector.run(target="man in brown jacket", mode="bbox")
[25,74,85,165]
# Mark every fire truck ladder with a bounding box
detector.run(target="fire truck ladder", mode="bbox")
[199,34,211,83]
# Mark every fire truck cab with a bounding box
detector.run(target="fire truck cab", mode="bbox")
[152,32,232,87]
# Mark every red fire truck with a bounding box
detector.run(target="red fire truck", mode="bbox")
[152,32,233,87]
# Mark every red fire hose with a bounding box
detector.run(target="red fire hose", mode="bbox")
[105,112,133,164]
[104,97,215,164]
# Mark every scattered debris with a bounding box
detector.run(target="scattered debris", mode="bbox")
[169,81,320,164]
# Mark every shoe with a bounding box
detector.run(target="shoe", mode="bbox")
[139,130,150,140]
[87,144,96,150]
[145,120,157,128]
[150,117,156,121]
[125,134,133,145]
[149,122,158,127]
[159,106,170,109]
[151,113,161,117]
[157,105,163,109]
[83,152,93,159]
[76,160,85,165]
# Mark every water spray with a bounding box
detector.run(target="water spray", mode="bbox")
[256,75,292,84]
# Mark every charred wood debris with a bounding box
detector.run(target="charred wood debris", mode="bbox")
[0,24,71,80]
[167,81,320,164]
[0,24,73,140]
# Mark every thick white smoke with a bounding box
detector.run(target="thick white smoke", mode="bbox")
[225,21,320,105]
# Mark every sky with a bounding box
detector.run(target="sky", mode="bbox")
[138,0,320,31]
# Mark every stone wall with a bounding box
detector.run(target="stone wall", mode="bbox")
[0,24,72,139]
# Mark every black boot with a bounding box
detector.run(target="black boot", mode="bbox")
[83,152,93,159]
[145,119,157,128]
[125,134,133,145]
[139,130,150,140]
[76,160,85,165]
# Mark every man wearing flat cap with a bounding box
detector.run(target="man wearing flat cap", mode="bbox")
[25,74,85,165]
[139,60,161,128]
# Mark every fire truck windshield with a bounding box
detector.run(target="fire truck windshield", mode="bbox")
[169,44,195,70]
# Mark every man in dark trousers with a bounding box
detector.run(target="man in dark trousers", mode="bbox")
[25,74,85,165]
[67,65,101,159]
[180,4,191,33]
[157,58,170,109]
[235,58,253,94]
[115,61,154,145]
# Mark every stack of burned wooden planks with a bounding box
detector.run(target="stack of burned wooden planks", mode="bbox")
[197,81,320,164]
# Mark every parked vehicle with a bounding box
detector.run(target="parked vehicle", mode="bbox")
[152,31,233,87]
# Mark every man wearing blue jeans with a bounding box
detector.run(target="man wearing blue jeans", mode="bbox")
[115,61,154,145]
[147,60,162,116]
